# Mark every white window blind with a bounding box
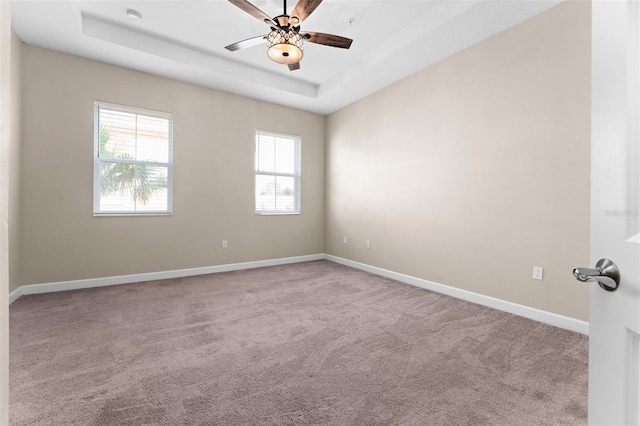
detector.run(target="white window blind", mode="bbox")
[255,131,301,214]
[94,102,173,215]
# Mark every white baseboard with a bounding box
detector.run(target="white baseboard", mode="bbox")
[9,254,324,303]
[9,253,589,336]
[9,286,23,305]
[324,255,589,336]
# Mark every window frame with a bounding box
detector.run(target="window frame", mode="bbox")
[93,101,174,216]
[255,130,302,215]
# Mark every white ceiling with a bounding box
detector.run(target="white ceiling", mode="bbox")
[11,0,562,115]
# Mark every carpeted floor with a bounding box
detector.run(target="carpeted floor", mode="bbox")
[10,260,588,425]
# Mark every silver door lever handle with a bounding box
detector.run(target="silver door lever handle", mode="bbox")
[573,258,620,291]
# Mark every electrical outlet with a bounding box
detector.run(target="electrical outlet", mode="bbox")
[366,240,371,249]
[533,266,543,280]
[222,240,228,249]
[344,237,348,244]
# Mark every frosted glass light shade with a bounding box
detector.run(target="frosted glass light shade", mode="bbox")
[266,29,304,64]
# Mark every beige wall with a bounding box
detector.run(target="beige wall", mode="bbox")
[9,30,22,293]
[1,1,11,421]
[19,46,325,285]
[326,1,591,321]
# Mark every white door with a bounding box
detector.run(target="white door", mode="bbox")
[589,0,640,424]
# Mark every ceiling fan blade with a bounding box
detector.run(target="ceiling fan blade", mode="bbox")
[288,62,300,71]
[290,0,323,23]
[228,0,276,26]
[304,32,352,49]
[225,35,267,51]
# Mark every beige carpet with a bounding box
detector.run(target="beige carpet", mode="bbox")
[10,260,588,425]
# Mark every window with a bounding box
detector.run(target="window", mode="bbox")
[255,131,301,214]
[94,102,173,215]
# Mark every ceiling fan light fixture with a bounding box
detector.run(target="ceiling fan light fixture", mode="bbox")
[266,29,304,64]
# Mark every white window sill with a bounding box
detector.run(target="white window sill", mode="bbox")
[255,212,301,216]
[94,213,173,217]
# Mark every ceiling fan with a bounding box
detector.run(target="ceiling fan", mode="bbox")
[225,0,353,71]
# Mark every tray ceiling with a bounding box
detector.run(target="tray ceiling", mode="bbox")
[11,0,561,114]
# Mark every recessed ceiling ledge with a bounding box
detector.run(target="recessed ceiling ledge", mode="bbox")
[81,13,318,98]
